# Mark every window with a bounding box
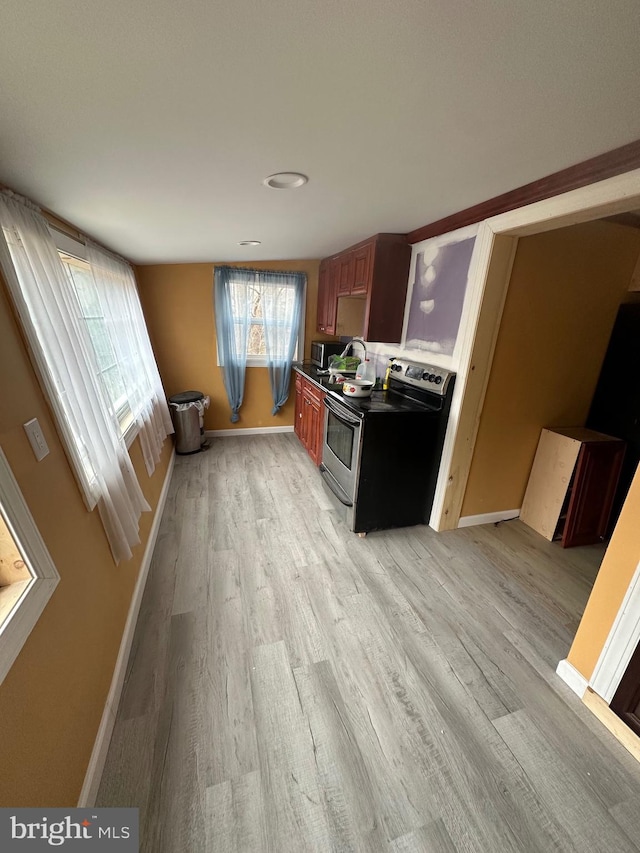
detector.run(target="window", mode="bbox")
[0,447,59,687]
[214,265,306,420]
[0,192,170,563]
[246,280,267,360]
[220,271,305,366]
[59,254,132,433]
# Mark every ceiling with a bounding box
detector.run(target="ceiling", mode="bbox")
[1,1,640,264]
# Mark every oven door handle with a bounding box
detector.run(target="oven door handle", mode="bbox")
[323,396,362,426]
[319,464,353,507]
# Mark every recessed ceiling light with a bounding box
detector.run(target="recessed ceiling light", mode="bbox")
[238,240,261,246]
[263,172,308,190]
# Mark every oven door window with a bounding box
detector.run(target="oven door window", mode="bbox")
[326,410,356,470]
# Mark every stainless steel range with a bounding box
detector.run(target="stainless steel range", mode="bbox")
[319,358,455,534]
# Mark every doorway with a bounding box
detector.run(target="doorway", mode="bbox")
[428,166,640,723]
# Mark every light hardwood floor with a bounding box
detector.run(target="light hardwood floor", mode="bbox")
[97,434,640,852]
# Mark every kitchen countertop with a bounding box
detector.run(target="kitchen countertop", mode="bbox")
[293,363,437,415]
[293,363,353,395]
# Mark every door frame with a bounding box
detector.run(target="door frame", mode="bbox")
[431,166,640,532]
[589,560,640,702]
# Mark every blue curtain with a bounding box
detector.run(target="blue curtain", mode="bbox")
[214,267,305,421]
[214,266,251,422]
[262,271,305,414]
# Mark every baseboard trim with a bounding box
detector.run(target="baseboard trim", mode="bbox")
[556,658,589,699]
[77,448,176,807]
[205,426,294,437]
[457,509,521,528]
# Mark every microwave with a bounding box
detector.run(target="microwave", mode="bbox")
[310,340,345,369]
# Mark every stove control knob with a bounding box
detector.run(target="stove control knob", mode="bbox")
[434,375,443,384]
[422,371,430,381]
[429,373,436,382]
[392,363,402,372]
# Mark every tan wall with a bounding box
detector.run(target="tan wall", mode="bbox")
[567,463,640,679]
[136,260,321,431]
[0,273,172,806]
[462,221,640,516]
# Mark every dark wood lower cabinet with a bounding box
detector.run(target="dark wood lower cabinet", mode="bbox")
[294,373,325,466]
[521,427,625,548]
[562,439,626,547]
[611,642,640,738]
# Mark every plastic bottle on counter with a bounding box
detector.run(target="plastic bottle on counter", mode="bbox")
[382,357,396,390]
[356,358,375,383]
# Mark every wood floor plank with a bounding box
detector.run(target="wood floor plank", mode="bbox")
[293,661,388,852]
[205,771,267,852]
[389,819,459,853]
[198,549,259,787]
[609,798,640,847]
[95,714,155,823]
[249,640,332,852]
[136,612,206,853]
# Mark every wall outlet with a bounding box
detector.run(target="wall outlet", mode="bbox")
[23,418,50,462]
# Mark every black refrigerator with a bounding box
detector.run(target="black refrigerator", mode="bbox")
[587,301,640,531]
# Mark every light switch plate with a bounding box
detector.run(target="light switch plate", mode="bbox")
[23,418,50,462]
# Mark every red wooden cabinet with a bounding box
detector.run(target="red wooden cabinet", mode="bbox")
[294,373,305,443]
[562,439,625,547]
[294,372,325,466]
[315,234,410,342]
[337,252,355,296]
[520,427,625,548]
[316,258,338,335]
[351,241,374,295]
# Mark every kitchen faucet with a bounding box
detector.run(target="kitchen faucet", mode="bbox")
[341,337,367,360]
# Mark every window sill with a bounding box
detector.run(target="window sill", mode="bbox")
[122,414,139,450]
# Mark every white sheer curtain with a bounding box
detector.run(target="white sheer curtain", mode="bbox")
[0,191,149,563]
[85,241,173,475]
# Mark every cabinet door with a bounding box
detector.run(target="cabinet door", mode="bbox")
[316,260,329,334]
[294,377,304,442]
[325,258,339,335]
[337,252,355,296]
[318,234,410,343]
[307,397,324,466]
[301,390,315,453]
[351,242,374,295]
[562,440,625,547]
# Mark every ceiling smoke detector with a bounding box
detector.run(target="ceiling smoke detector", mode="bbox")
[263,172,308,190]
[238,240,261,246]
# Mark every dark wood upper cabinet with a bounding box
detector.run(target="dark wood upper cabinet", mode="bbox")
[351,242,374,295]
[337,253,355,296]
[316,258,338,335]
[316,233,410,343]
